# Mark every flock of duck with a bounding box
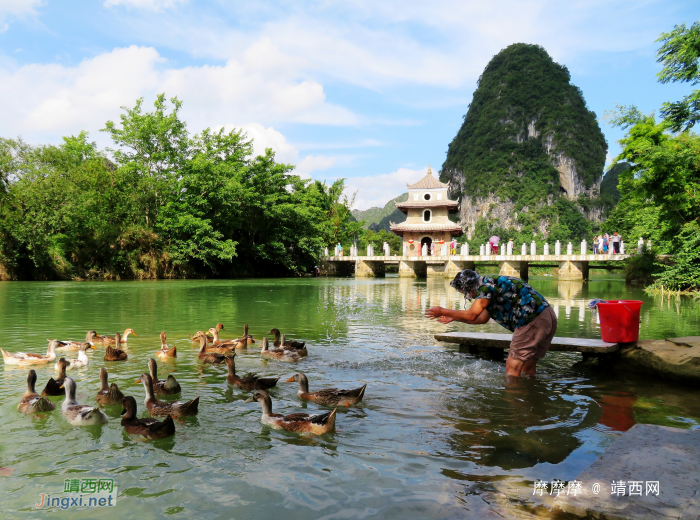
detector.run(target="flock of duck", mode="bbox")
[3,324,367,438]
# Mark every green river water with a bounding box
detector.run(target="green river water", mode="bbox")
[0,275,699,519]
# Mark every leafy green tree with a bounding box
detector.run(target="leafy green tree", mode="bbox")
[657,22,700,132]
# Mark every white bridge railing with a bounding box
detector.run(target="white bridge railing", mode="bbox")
[323,238,651,259]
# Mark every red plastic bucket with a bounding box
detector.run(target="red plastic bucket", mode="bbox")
[597,300,643,343]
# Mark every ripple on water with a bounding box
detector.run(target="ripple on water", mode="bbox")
[0,277,699,518]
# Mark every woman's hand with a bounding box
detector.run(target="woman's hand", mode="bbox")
[437,316,455,324]
[425,306,445,320]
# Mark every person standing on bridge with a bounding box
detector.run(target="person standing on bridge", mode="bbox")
[425,269,557,377]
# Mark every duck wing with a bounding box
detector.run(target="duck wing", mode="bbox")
[255,376,280,390]
[42,377,65,396]
[172,397,199,416]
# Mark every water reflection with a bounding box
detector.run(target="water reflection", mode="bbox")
[0,277,699,518]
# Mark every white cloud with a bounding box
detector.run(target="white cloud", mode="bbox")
[104,0,187,11]
[121,0,665,91]
[345,166,428,210]
[0,44,357,146]
[234,123,337,178]
[0,0,41,29]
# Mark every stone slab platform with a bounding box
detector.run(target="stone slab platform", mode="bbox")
[553,424,700,519]
[434,332,620,353]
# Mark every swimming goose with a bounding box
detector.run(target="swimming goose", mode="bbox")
[245,390,336,435]
[61,377,108,426]
[148,358,181,395]
[136,373,199,417]
[2,340,59,366]
[156,332,176,359]
[286,373,366,406]
[225,354,279,391]
[94,367,125,406]
[18,370,55,414]
[55,342,93,371]
[56,330,98,351]
[121,396,175,439]
[260,337,299,362]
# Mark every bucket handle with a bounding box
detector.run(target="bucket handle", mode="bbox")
[623,305,641,323]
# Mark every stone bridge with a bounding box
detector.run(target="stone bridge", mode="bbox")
[321,240,636,281]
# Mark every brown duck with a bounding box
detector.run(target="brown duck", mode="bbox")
[245,390,336,435]
[95,367,125,406]
[201,329,238,352]
[286,372,366,406]
[104,332,128,361]
[225,354,279,391]
[99,328,137,344]
[18,370,55,414]
[190,323,224,341]
[136,373,199,417]
[269,329,306,351]
[148,358,181,395]
[260,337,299,362]
[121,396,175,439]
[42,357,68,396]
[277,334,307,357]
[194,332,227,363]
[156,332,176,359]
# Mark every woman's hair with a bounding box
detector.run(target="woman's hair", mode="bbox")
[450,269,481,301]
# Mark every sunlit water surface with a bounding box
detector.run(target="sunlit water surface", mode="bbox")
[0,275,699,519]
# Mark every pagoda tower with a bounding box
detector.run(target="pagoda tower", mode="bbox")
[390,166,463,255]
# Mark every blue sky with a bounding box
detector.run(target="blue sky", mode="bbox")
[0,0,697,209]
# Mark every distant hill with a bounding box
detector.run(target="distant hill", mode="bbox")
[600,162,629,208]
[351,193,408,231]
[440,43,607,242]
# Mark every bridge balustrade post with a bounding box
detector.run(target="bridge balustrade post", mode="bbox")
[555,240,561,256]
[637,237,644,253]
[530,241,536,256]
[567,242,573,255]
[521,244,527,256]
[461,243,469,256]
[621,241,625,254]
[608,243,613,258]
[581,240,587,255]
[500,244,506,256]
[479,244,484,256]
[485,244,490,257]
[324,247,329,256]
[544,243,550,255]
[647,240,653,251]
[507,240,513,255]
[367,245,373,257]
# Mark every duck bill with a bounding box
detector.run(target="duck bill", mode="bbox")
[131,333,138,336]
[285,377,295,383]
[243,396,255,403]
[134,378,141,384]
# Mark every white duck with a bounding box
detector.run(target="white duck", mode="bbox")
[57,342,93,371]
[61,377,108,426]
[1,340,59,366]
[56,330,98,351]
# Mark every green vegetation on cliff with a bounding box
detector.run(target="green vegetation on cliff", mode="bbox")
[351,193,407,232]
[440,43,607,245]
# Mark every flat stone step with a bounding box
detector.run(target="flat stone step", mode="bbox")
[553,424,700,519]
[434,332,620,353]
